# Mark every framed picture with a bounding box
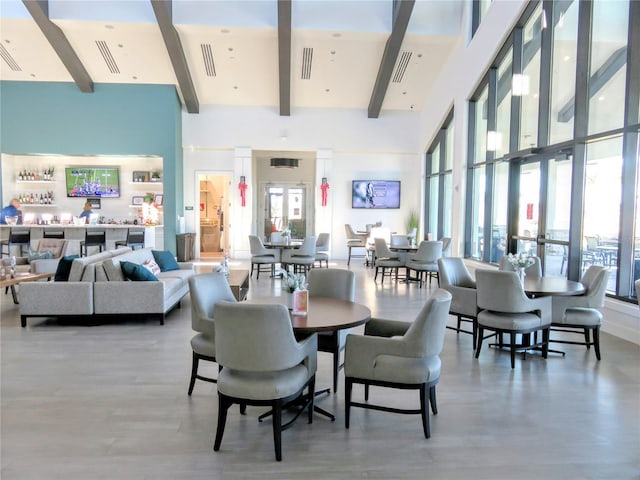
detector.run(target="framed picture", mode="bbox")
[88,198,101,209]
[132,196,145,205]
[132,171,149,182]
[154,194,164,206]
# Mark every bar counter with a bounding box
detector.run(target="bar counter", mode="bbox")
[0,224,164,254]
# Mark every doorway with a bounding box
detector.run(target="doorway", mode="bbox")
[509,151,573,276]
[198,174,230,258]
[259,182,311,241]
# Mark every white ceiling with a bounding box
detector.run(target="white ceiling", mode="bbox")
[0,0,465,115]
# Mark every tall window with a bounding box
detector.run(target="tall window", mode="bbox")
[425,112,454,242]
[519,3,542,149]
[495,49,513,157]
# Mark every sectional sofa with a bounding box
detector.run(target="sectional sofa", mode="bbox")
[19,247,194,327]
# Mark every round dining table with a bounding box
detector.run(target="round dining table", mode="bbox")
[522,277,585,297]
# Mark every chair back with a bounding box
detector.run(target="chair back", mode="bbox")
[476,269,532,313]
[374,237,395,259]
[248,235,269,256]
[126,228,145,244]
[580,265,609,308]
[499,255,542,278]
[296,236,317,256]
[84,228,106,246]
[412,240,443,263]
[188,272,237,332]
[215,302,306,372]
[9,227,30,244]
[43,229,65,239]
[270,232,284,243]
[345,224,359,240]
[308,268,355,301]
[315,233,330,252]
[367,227,390,245]
[402,289,452,357]
[439,237,452,256]
[438,257,475,289]
[35,238,67,259]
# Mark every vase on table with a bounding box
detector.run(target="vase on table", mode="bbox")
[283,291,295,310]
[517,267,526,283]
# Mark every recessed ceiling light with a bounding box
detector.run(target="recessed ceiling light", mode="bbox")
[598,95,605,101]
[105,25,114,30]
[417,53,422,58]
[132,76,138,80]
[30,73,35,77]
[330,51,336,55]
[325,88,330,93]
[332,33,341,38]
[402,91,407,95]
[233,86,238,90]
[564,55,570,61]
[118,44,123,48]
[228,47,233,52]
[221,29,230,34]
[5,39,10,44]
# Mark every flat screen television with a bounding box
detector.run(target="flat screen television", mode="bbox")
[352,180,401,209]
[65,166,120,198]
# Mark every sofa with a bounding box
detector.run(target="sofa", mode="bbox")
[19,247,194,327]
[12,238,74,275]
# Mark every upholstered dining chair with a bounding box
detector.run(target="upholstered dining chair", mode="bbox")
[281,236,316,274]
[308,268,356,393]
[80,228,106,257]
[365,227,391,267]
[406,240,443,288]
[437,257,479,348]
[314,232,330,268]
[249,234,279,279]
[344,289,452,439]
[213,302,317,461]
[550,265,609,360]
[439,237,452,257]
[499,255,542,278]
[186,272,237,395]
[475,270,552,369]
[373,237,403,283]
[345,224,367,266]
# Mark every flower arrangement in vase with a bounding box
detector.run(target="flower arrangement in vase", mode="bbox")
[278,269,308,313]
[278,269,307,293]
[506,252,534,281]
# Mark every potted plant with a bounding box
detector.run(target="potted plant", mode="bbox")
[406,210,419,245]
[151,170,162,182]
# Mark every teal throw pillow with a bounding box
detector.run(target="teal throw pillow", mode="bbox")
[121,261,158,281]
[152,250,180,272]
[54,255,79,282]
[27,249,54,263]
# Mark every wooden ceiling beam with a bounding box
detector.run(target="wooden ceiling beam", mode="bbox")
[278,0,292,116]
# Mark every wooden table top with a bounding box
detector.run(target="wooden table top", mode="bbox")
[264,241,302,248]
[248,296,371,334]
[523,277,585,297]
[0,272,52,288]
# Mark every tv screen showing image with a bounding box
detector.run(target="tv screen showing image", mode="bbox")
[352,180,401,209]
[65,166,120,198]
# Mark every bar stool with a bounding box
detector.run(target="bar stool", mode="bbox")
[80,229,106,257]
[115,228,145,250]
[0,227,31,257]
[43,229,65,239]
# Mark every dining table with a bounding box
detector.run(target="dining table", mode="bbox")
[522,276,585,297]
[248,295,372,420]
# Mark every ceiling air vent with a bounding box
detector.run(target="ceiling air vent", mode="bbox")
[301,47,313,80]
[270,158,299,168]
[201,44,216,77]
[392,51,412,83]
[96,40,120,74]
[0,44,21,71]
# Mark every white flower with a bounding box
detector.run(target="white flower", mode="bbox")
[506,252,534,269]
[277,269,307,293]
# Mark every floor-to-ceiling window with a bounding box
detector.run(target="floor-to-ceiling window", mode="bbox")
[465,0,640,301]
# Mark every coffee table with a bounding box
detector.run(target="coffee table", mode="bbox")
[0,272,52,304]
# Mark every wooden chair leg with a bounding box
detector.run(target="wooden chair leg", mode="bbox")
[510,332,516,369]
[593,326,601,360]
[345,377,352,429]
[420,384,430,439]
[273,399,283,461]
[429,385,437,415]
[188,351,199,395]
[213,395,232,452]
[475,326,484,358]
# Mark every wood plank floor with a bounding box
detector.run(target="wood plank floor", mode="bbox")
[1,259,639,479]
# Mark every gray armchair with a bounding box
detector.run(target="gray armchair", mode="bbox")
[308,268,356,393]
[249,235,279,279]
[406,240,443,288]
[373,237,403,283]
[550,265,609,360]
[314,232,330,268]
[187,272,237,395]
[345,224,367,266]
[475,270,552,369]
[344,289,452,439]
[213,302,317,461]
[437,257,478,347]
[281,236,316,274]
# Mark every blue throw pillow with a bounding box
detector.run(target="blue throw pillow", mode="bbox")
[28,249,54,263]
[152,250,180,272]
[54,255,79,282]
[120,261,158,281]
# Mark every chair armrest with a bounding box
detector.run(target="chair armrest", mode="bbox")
[444,285,478,317]
[344,334,413,379]
[552,294,591,321]
[178,262,194,271]
[297,333,318,377]
[29,257,62,274]
[524,295,552,325]
[364,318,411,338]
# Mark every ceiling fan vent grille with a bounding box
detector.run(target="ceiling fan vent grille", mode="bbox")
[96,40,120,74]
[392,51,412,83]
[301,47,313,80]
[201,44,216,77]
[0,44,21,71]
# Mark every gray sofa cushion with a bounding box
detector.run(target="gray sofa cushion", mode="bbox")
[103,248,155,281]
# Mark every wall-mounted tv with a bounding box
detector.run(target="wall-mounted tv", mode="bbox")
[352,180,401,209]
[65,166,120,198]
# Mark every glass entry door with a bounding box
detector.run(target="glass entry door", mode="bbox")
[512,152,573,276]
[261,183,310,241]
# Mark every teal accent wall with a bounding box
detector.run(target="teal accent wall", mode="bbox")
[0,81,183,253]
